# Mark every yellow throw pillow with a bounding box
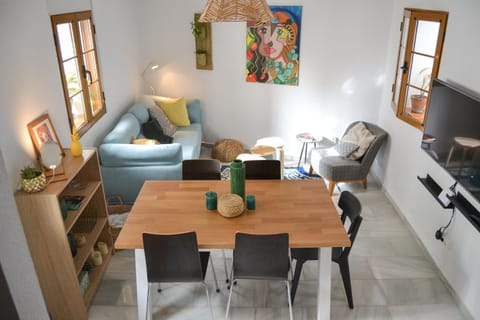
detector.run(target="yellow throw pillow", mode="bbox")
[153,96,191,126]
[131,137,160,145]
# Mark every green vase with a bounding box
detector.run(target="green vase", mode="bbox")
[230,160,245,200]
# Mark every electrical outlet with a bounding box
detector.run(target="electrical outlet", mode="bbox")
[438,189,453,207]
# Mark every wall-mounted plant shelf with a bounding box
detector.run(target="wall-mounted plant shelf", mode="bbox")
[193,13,213,70]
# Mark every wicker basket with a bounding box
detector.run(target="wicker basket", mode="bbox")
[211,139,244,162]
[217,193,244,218]
[21,173,47,193]
[107,195,132,243]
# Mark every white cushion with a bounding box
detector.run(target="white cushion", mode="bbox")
[236,153,265,161]
[255,136,284,148]
[341,122,376,160]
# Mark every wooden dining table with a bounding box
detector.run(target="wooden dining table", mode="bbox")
[115,179,350,320]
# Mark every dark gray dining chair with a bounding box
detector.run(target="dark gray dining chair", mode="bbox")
[290,190,362,308]
[182,158,230,283]
[309,121,387,195]
[142,232,219,320]
[182,159,221,180]
[244,160,282,179]
[225,232,293,320]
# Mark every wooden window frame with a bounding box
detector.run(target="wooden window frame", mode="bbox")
[391,8,448,130]
[51,11,106,137]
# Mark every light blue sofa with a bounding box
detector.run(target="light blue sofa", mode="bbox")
[99,98,202,203]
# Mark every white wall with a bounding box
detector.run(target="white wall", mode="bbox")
[0,149,48,319]
[0,0,141,316]
[46,0,90,14]
[377,0,480,318]
[139,0,393,158]
[3,0,479,317]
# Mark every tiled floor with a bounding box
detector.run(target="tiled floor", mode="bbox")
[89,161,469,319]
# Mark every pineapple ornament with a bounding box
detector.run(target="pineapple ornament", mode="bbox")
[70,127,83,157]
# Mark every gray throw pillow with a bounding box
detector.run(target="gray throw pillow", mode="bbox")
[335,141,359,158]
[148,107,176,137]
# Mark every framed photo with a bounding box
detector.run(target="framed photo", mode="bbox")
[27,114,64,158]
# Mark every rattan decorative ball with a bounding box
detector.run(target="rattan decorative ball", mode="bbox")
[211,139,244,162]
[217,194,244,218]
[21,173,47,193]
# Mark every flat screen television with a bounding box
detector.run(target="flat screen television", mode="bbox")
[422,79,480,202]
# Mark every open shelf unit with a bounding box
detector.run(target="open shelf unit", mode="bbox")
[448,192,480,232]
[418,174,480,232]
[15,149,113,319]
[417,175,454,209]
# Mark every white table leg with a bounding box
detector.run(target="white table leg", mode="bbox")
[277,146,284,179]
[317,247,332,320]
[135,249,148,320]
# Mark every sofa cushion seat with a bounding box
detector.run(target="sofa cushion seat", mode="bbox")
[99,143,183,167]
[173,123,202,159]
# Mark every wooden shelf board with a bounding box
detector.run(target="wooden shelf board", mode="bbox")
[62,181,101,233]
[83,248,113,307]
[74,217,108,274]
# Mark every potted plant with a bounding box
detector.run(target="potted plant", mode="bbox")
[195,50,207,66]
[20,166,46,193]
[190,20,206,39]
[410,67,432,114]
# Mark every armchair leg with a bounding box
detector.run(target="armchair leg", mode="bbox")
[328,181,336,196]
[362,178,367,190]
[308,164,313,176]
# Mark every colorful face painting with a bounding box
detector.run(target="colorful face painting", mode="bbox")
[246,6,302,86]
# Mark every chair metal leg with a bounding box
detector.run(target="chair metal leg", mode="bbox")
[338,259,354,309]
[285,280,294,320]
[227,265,234,289]
[288,251,294,281]
[304,143,308,164]
[146,283,152,320]
[290,259,305,304]
[203,282,215,320]
[225,277,235,320]
[223,249,230,283]
[297,143,306,169]
[209,255,220,292]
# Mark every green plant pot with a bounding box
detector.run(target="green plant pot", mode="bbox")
[22,173,47,193]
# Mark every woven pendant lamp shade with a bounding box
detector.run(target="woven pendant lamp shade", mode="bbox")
[199,0,274,22]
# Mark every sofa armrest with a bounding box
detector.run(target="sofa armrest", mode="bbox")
[99,143,183,167]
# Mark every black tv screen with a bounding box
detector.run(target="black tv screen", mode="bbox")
[422,79,480,201]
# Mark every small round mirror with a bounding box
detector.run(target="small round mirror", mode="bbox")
[40,141,62,169]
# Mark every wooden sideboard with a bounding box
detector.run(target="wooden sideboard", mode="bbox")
[15,148,113,319]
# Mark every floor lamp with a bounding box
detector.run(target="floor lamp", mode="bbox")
[141,63,159,95]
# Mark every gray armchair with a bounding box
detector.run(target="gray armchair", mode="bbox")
[309,121,388,196]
